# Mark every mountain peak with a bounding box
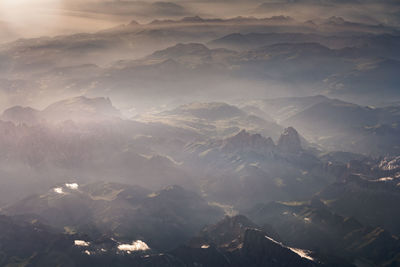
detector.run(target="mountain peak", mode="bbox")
[222,130,275,155]
[277,127,302,153]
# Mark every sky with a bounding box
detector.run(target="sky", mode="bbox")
[0,0,399,43]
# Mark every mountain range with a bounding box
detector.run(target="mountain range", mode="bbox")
[1,15,400,110]
[0,6,399,266]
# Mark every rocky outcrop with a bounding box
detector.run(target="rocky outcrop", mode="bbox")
[221,130,275,156]
[277,127,302,153]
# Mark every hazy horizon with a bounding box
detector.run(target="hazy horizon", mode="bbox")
[1,0,399,43]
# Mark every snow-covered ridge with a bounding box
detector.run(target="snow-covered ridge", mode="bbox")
[265,235,314,261]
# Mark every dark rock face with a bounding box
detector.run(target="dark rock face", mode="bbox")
[170,246,232,267]
[317,174,400,236]
[0,215,74,266]
[277,127,302,153]
[172,215,318,267]
[241,229,316,267]
[247,197,400,266]
[0,214,188,267]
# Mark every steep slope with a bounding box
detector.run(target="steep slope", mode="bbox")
[317,174,400,236]
[247,199,400,266]
[277,127,303,153]
[171,215,318,267]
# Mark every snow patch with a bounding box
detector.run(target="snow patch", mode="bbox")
[377,177,394,182]
[54,187,64,194]
[265,236,314,261]
[66,183,79,190]
[118,240,150,252]
[289,247,314,261]
[74,240,90,247]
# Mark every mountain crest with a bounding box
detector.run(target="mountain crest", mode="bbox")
[1,106,40,125]
[222,130,275,156]
[42,96,121,122]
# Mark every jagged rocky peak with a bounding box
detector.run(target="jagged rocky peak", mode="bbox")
[222,129,275,155]
[277,127,302,153]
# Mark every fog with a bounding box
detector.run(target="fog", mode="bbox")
[0,0,399,266]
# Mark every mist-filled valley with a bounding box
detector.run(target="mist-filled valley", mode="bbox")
[0,0,400,266]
